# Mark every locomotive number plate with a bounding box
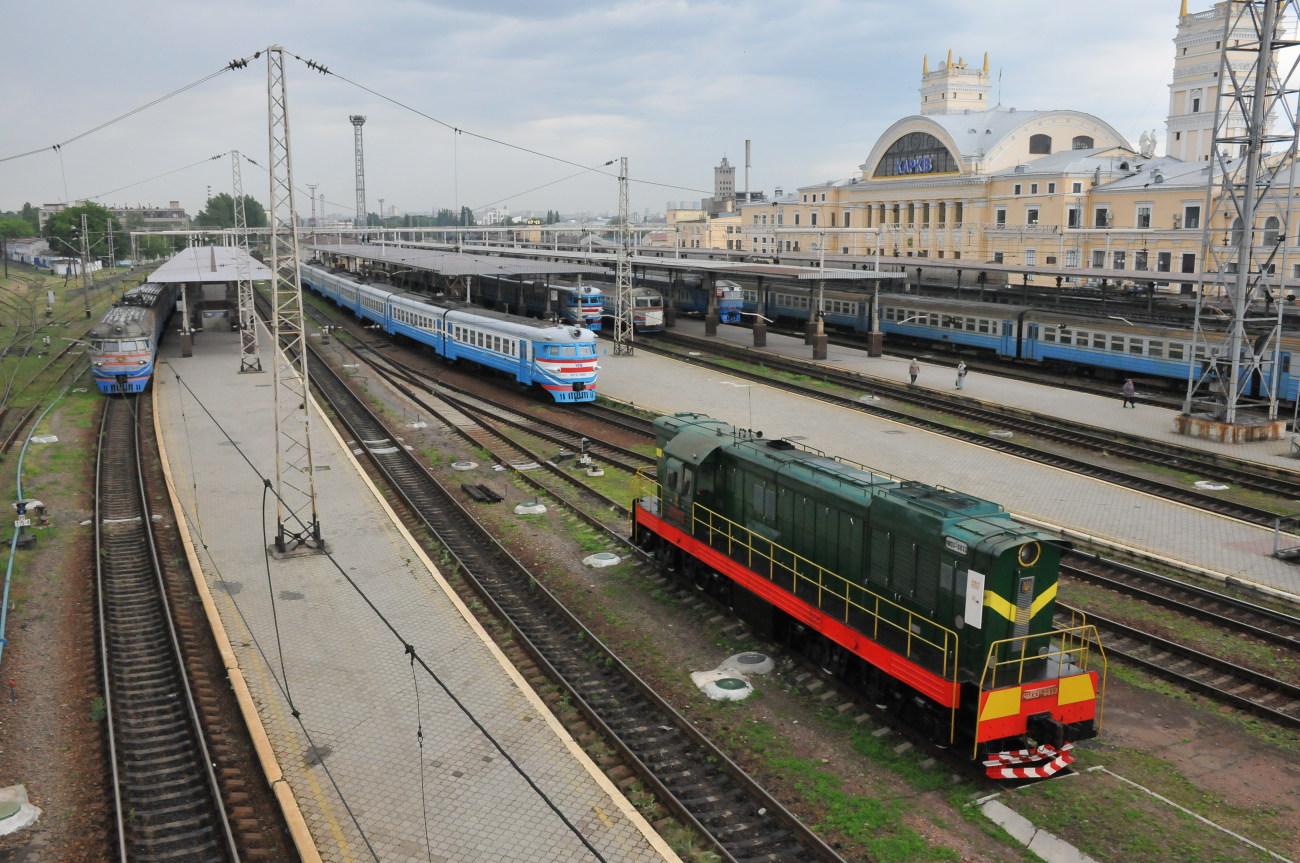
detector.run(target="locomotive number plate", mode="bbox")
[944,537,968,556]
[1022,684,1058,701]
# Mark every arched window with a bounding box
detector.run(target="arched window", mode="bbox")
[873,132,959,178]
[1231,217,1244,247]
[1071,135,1095,150]
[1029,134,1052,154]
[1263,216,1281,246]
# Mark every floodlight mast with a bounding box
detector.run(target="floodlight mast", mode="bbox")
[1183,0,1299,425]
[267,45,322,553]
[351,115,367,235]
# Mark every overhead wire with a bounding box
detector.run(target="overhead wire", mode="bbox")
[290,52,713,198]
[0,57,255,165]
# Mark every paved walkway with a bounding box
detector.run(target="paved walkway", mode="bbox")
[594,320,1300,601]
[153,328,679,863]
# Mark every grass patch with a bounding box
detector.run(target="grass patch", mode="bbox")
[1006,755,1289,863]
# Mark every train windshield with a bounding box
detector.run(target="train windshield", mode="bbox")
[634,297,658,308]
[91,339,147,352]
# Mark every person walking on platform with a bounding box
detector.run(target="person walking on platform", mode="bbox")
[955,361,967,390]
[908,358,920,385]
[1121,378,1136,408]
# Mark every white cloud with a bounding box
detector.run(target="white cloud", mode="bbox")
[2,0,1188,220]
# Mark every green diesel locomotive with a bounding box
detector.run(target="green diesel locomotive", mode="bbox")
[633,412,1105,778]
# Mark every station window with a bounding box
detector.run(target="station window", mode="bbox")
[995,208,1007,226]
[1047,182,1056,193]
[1013,184,1022,195]
[1027,209,1039,225]
[1030,183,1039,194]
[1072,181,1083,193]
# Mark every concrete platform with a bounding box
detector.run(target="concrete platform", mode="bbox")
[596,320,1300,601]
[153,329,679,863]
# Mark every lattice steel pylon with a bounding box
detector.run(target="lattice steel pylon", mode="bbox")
[231,150,262,373]
[350,115,367,235]
[612,156,634,356]
[1184,0,1300,424]
[266,46,322,553]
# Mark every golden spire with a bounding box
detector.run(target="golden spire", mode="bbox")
[1180,0,1187,16]
[983,52,989,72]
[923,54,929,74]
[946,48,953,67]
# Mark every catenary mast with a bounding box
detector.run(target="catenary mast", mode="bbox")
[613,156,634,356]
[266,46,321,553]
[1182,0,1300,429]
[231,150,261,373]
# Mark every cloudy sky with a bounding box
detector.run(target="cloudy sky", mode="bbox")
[3,1,1180,222]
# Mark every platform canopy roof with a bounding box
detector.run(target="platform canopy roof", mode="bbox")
[309,243,608,278]
[150,246,273,283]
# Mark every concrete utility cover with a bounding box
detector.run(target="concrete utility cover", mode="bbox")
[452,461,478,471]
[1194,480,1230,491]
[988,429,1014,438]
[691,667,756,701]
[704,677,753,701]
[583,552,621,568]
[515,501,547,515]
[722,652,774,675]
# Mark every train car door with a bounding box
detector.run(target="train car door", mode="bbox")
[1021,322,1039,362]
[999,319,1018,359]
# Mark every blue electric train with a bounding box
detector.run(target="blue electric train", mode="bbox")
[738,286,1298,401]
[88,282,179,394]
[471,277,605,330]
[301,265,599,403]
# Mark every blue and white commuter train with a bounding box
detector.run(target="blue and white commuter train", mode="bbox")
[739,286,1300,401]
[301,265,598,403]
[600,286,665,333]
[668,277,744,323]
[472,277,605,330]
[88,281,179,394]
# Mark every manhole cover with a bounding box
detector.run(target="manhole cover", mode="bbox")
[451,461,477,471]
[714,677,748,690]
[0,801,21,820]
[583,552,621,568]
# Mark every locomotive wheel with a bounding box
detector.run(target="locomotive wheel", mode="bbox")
[655,541,679,573]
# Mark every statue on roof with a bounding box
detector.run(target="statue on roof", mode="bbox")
[1138,129,1156,158]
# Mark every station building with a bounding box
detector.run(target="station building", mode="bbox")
[718,1,1283,295]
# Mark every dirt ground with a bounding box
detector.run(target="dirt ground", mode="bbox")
[0,401,110,862]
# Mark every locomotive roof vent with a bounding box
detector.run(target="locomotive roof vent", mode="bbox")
[765,439,796,450]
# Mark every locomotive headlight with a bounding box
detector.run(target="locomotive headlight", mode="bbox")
[1017,541,1042,567]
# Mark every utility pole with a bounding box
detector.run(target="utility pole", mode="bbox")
[350,115,367,238]
[307,183,318,230]
[79,214,92,318]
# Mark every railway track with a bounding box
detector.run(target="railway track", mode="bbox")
[1057,604,1300,727]
[643,331,1300,527]
[302,341,848,863]
[95,397,238,862]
